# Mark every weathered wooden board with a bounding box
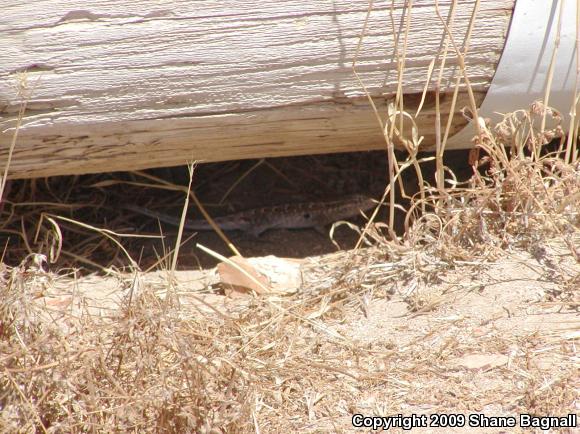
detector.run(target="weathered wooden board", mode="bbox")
[0,1,514,179]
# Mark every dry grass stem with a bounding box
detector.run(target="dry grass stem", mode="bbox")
[1,2,579,432]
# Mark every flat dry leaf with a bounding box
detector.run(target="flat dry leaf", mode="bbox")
[245,256,302,294]
[217,256,272,297]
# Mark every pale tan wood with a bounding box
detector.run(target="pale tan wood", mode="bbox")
[0,1,513,179]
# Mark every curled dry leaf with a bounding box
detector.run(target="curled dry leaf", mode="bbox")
[217,255,302,297]
[217,256,272,297]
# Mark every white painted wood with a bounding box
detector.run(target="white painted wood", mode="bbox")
[0,0,514,178]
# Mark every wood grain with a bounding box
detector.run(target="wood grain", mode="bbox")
[0,1,513,178]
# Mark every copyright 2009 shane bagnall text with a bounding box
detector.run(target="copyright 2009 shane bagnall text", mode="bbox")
[351,413,577,431]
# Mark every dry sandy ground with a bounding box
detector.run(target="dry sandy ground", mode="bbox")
[33,238,579,433]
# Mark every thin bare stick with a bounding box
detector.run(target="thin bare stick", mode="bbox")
[565,2,580,164]
[433,1,457,197]
[386,1,414,233]
[171,163,196,273]
[129,170,242,257]
[46,214,139,269]
[352,0,385,131]
[540,0,564,139]
[196,243,271,294]
[1,73,41,202]
[219,159,264,204]
[435,0,482,142]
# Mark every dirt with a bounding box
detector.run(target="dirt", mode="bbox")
[3,150,578,432]
[36,237,579,433]
[1,150,475,270]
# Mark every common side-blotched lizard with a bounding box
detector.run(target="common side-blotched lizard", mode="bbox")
[126,194,375,236]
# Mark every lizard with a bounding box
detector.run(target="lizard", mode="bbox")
[125,194,376,237]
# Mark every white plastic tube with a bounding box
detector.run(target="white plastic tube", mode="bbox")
[447,0,578,148]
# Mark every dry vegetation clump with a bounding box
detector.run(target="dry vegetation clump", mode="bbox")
[1,2,578,428]
[0,101,578,432]
[0,266,257,433]
[402,103,579,266]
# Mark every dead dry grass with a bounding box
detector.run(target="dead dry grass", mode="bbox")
[0,233,578,433]
[1,124,578,431]
[1,2,580,433]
